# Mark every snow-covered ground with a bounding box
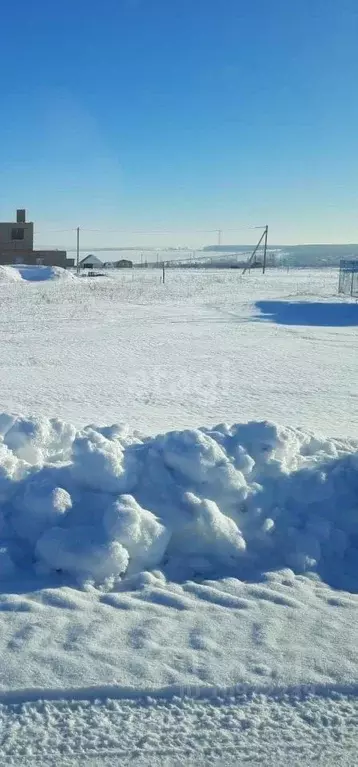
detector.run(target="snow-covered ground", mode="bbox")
[1,686,358,766]
[0,266,357,436]
[0,266,357,764]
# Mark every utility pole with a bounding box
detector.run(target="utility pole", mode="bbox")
[262,225,268,274]
[217,229,222,247]
[242,227,267,276]
[162,262,165,284]
[76,227,80,274]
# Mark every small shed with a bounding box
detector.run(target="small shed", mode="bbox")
[114,259,133,269]
[80,254,104,269]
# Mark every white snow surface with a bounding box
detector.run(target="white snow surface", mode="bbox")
[0,267,357,436]
[0,268,357,762]
[0,686,357,766]
[0,265,24,282]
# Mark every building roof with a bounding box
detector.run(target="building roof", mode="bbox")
[79,254,103,266]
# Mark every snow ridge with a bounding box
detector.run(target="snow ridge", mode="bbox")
[0,414,357,590]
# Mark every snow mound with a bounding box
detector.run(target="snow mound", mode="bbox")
[17,265,75,282]
[0,415,357,589]
[0,266,23,282]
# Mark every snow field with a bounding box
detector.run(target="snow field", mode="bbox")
[0,267,357,436]
[0,267,357,761]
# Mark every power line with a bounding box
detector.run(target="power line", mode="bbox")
[33,225,267,236]
[33,224,269,254]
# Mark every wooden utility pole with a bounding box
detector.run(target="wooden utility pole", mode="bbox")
[242,227,267,275]
[262,225,268,274]
[76,227,80,274]
[162,262,165,284]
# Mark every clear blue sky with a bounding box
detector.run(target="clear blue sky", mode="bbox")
[0,0,357,248]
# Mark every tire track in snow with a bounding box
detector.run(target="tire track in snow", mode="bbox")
[1,679,358,706]
[0,686,357,766]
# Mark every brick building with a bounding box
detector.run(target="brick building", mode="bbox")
[0,209,69,267]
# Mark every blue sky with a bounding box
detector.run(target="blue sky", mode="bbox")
[0,0,357,248]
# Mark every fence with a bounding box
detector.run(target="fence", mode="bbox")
[338,260,358,296]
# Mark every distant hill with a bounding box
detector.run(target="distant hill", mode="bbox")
[203,244,358,267]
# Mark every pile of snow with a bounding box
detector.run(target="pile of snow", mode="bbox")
[17,265,76,282]
[0,414,357,589]
[0,265,75,282]
[0,266,23,282]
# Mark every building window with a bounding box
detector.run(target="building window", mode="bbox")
[11,228,25,240]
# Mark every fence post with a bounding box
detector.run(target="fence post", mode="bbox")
[76,227,80,274]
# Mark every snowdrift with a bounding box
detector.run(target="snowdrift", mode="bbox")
[0,266,75,282]
[0,414,357,590]
[17,266,75,282]
[0,266,23,282]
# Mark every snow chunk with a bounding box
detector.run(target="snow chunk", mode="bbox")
[36,527,129,583]
[71,429,138,493]
[0,442,28,502]
[158,428,249,518]
[12,478,71,545]
[2,415,75,464]
[160,428,229,483]
[104,495,171,575]
[168,493,246,575]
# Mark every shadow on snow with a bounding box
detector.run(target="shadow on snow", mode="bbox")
[255,300,358,327]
